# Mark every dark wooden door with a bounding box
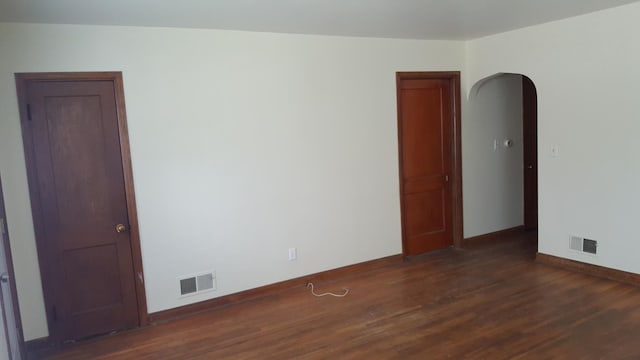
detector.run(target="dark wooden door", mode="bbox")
[397,74,458,256]
[523,77,538,230]
[19,78,139,341]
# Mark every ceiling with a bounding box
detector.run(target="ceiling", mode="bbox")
[1,0,639,40]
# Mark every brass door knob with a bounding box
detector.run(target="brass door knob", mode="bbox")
[115,224,127,233]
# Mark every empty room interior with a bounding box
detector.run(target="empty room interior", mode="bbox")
[1,0,640,358]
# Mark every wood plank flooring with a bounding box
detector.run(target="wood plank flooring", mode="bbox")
[38,231,640,359]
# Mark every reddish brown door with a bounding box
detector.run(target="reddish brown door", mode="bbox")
[18,78,139,341]
[523,77,538,230]
[397,73,459,256]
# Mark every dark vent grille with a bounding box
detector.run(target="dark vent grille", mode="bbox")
[583,239,597,254]
[180,277,197,295]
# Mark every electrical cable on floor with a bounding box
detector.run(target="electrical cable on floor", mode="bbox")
[306,282,349,297]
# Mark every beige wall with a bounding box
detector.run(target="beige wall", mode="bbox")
[0,22,465,340]
[4,1,640,341]
[467,2,640,273]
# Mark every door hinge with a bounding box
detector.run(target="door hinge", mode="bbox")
[26,104,32,121]
[445,175,450,182]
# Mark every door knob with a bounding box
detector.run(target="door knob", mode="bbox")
[527,165,533,169]
[115,224,127,233]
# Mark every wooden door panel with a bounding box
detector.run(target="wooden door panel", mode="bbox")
[47,95,115,228]
[401,86,445,178]
[397,74,457,256]
[43,92,127,250]
[65,245,122,313]
[404,176,446,194]
[21,78,139,342]
[404,191,446,235]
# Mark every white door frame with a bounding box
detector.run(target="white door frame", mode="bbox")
[0,176,25,360]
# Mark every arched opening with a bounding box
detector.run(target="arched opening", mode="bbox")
[464,73,538,248]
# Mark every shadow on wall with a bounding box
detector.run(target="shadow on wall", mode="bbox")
[463,73,538,239]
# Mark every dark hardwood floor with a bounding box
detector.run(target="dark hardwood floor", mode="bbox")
[38,231,640,359]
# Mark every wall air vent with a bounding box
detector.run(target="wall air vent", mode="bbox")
[583,239,597,254]
[179,271,216,297]
[180,277,197,296]
[569,236,597,255]
[570,236,583,251]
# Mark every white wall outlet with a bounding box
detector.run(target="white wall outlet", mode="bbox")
[288,247,297,261]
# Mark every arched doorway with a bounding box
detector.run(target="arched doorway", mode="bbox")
[465,73,538,245]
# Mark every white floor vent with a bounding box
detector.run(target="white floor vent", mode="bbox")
[570,236,583,251]
[569,236,597,255]
[179,271,216,297]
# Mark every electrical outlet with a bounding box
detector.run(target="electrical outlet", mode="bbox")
[288,247,297,261]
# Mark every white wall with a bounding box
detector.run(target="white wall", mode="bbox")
[0,307,8,360]
[463,74,523,237]
[0,22,465,340]
[0,229,10,360]
[467,3,640,273]
[7,2,640,341]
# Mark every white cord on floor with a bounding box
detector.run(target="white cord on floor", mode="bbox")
[306,282,349,297]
